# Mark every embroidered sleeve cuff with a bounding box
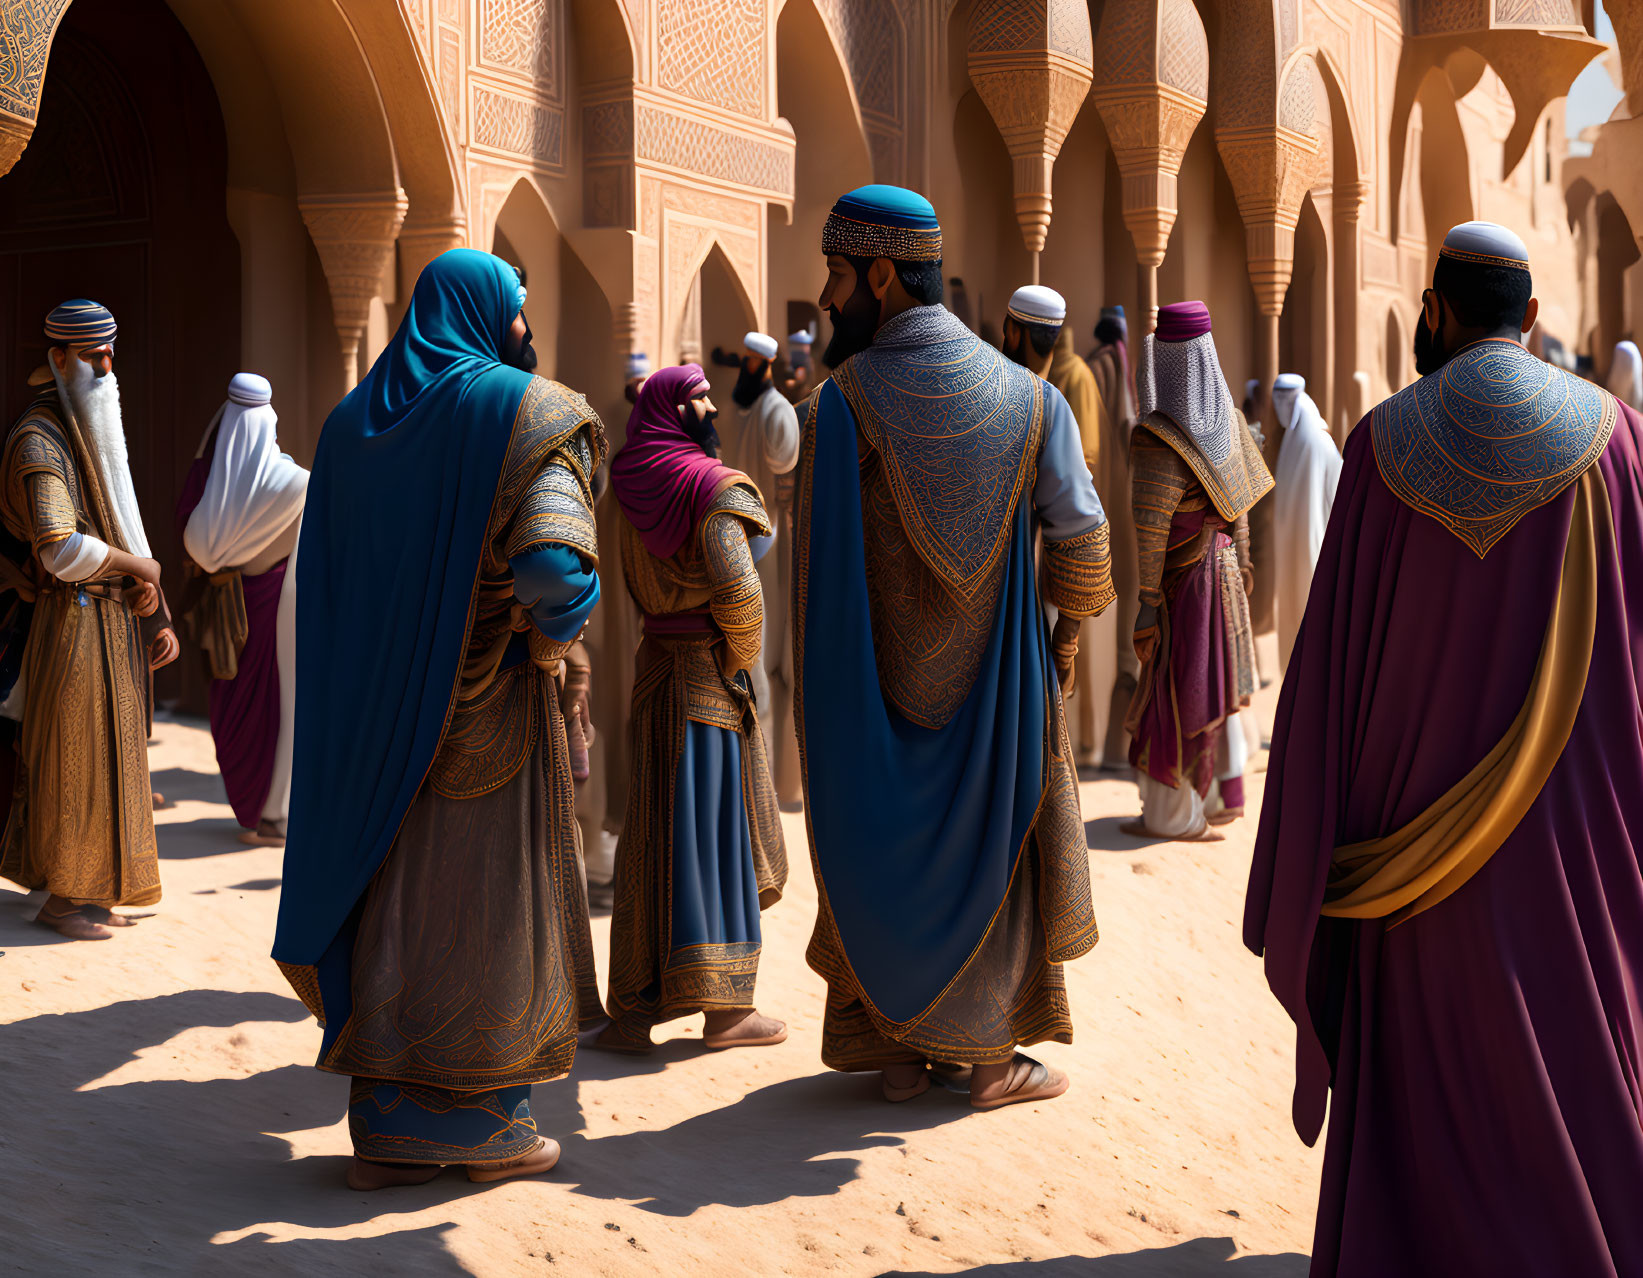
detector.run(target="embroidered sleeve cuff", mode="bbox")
[1043,521,1116,619]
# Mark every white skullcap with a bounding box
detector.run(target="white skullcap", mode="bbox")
[626,352,651,380]
[1274,373,1305,391]
[788,330,813,346]
[1244,379,1261,399]
[1005,285,1067,326]
[744,331,778,360]
[1440,221,1530,272]
[227,372,273,406]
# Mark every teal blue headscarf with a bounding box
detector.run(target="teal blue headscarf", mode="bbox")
[275,249,532,1002]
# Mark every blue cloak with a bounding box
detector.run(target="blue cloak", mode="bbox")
[795,376,1052,1025]
[273,249,535,986]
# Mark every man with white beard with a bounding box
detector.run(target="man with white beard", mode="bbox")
[0,299,178,940]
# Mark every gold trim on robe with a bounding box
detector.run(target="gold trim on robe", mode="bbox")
[1322,468,1607,925]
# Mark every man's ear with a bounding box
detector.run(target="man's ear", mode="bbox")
[48,347,66,372]
[1422,289,1440,332]
[867,257,896,301]
[1521,296,1540,336]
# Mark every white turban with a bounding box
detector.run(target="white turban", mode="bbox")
[184,375,309,573]
[1006,285,1067,326]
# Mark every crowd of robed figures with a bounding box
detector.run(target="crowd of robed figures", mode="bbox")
[5,184,1643,1278]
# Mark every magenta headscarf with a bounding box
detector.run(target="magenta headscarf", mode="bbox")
[610,363,741,559]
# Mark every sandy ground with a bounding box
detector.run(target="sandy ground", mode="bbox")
[0,646,1319,1277]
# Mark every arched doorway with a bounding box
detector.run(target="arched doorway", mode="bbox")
[1595,193,1640,379]
[0,0,241,712]
[1279,192,1330,395]
[698,242,760,410]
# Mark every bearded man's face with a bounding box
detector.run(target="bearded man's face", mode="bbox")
[820,257,882,368]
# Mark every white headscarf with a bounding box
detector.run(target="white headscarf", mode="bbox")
[184,374,308,573]
[1272,373,1341,672]
[1608,341,1642,411]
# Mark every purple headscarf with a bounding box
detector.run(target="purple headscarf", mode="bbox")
[610,363,741,560]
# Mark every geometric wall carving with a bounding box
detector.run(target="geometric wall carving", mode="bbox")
[479,0,561,96]
[472,83,565,169]
[657,0,765,119]
[635,102,793,196]
[0,0,74,176]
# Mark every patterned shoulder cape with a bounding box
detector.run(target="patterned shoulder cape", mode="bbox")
[832,306,1041,601]
[1371,340,1616,557]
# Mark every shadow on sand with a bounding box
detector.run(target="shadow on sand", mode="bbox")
[885,1237,1310,1276]
[3,988,472,1276]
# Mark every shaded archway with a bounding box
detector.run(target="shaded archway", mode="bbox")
[771,0,874,365]
[699,242,763,410]
[0,0,241,712]
[492,178,566,380]
[1595,193,1641,380]
[1279,191,1331,400]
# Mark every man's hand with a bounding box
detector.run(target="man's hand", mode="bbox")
[1133,602,1160,666]
[1052,613,1081,692]
[124,579,159,618]
[1241,568,1255,598]
[149,627,179,671]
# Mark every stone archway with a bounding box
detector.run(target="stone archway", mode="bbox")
[771,0,874,364]
[1280,191,1331,401]
[1595,193,1641,380]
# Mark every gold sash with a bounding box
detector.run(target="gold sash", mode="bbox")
[179,569,248,681]
[1321,469,1608,927]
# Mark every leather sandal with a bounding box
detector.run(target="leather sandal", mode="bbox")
[970,1053,1070,1111]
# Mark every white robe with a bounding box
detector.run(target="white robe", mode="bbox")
[183,397,309,824]
[1273,386,1341,673]
[1609,341,1642,413]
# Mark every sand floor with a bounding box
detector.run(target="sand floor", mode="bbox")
[0,662,1319,1276]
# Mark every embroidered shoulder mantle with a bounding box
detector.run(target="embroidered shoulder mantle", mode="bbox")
[1371,340,1616,557]
[1135,408,1272,524]
[832,306,1041,600]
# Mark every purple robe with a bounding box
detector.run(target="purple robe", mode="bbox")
[1245,404,1643,1276]
[1129,510,1236,796]
[176,453,287,830]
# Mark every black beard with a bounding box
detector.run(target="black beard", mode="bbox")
[823,273,880,367]
[1002,328,1029,368]
[685,408,720,457]
[732,363,769,408]
[1413,305,1447,377]
[512,323,539,373]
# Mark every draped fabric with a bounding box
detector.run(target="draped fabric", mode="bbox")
[796,378,1078,1026]
[1244,403,1643,1276]
[182,398,308,574]
[609,365,741,560]
[274,248,536,970]
[205,561,285,829]
[1272,385,1341,671]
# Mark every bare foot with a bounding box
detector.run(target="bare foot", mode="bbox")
[151,791,169,810]
[80,904,151,928]
[970,1053,1070,1111]
[702,1008,787,1050]
[239,819,286,847]
[346,1158,443,1191]
[881,1062,930,1102]
[467,1136,561,1183]
[35,896,112,941]
[592,1019,654,1054]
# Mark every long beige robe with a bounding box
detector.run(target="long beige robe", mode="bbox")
[0,388,158,906]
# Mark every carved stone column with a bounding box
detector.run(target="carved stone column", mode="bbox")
[1332,178,1370,438]
[1089,0,1210,334]
[966,0,1095,278]
[299,190,410,388]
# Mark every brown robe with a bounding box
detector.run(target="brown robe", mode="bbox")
[0,386,159,907]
